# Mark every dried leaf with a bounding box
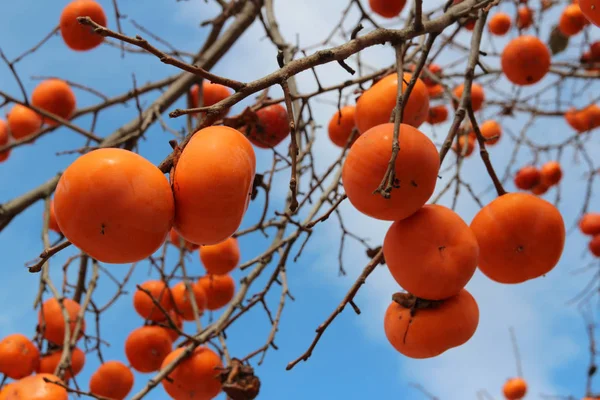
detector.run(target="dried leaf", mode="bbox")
[548,25,569,55]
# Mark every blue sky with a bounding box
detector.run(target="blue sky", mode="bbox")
[0,1,599,399]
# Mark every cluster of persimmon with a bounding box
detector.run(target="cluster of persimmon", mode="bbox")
[580,212,600,258]
[513,161,563,196]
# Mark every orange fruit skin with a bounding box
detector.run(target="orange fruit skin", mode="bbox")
[197,275,235,311]
[426,105,448,125]
[567,104,600,132]
[200,237,241,276]
[427,84,444,98]
[368,0,406,18]
[190,82,232,108]
[479,120,502,145]
[580,0,600,26]
[38,298,85,345]
[514,166,541,190]
[531,181,550,195]
[158,310,184,342]
[384,289,479,359]
[327,105,358,147]
[0,119,8,163]
[54,148,174,264]
[42,200,62,234]
[60,0,107,51]
[161,347,223,400]
[0,334,40,379]
[342,123,440,221]
[580,213,600,235]
[421,64,442,87]
[590,235,600,257]
[501,36,550,86]
[355,73,430,134]
[6,105,43,140]
[124,326,172,373]
[452,135,475,157]
[31,79,76,126]
[169,228,199,252]
[0,373,68,400]
[89,360,134,400]
[453,83,485,112]
[559,4,588,36]
[133,280,173,322]
[488,12,512,35]
[383,205,479,300]
[540,161,563,186]
[171,281,207,321]
[470,193,565,284]
[173,126,256,246]
[244,104,290,149]
[517,6,534,29]
[503,377,528,400]
[37,347,85,380]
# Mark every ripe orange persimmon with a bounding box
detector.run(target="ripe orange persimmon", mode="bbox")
[124,326,172,373]
[200,237,240,276]
[478,120,502,145]
[0,119,8,163]
[453,83,485,111]
[133,280,173,322]
[173,126,256,245]
[197,274,235,311]
[383,205,479,300]
[171,281,207,321]
[540,161,563,186]
[488,12,512,35]
[60,0,107,51]
[355,73,430,133]
[368,0,406,18]
[514,166,541,190]
[427,83,444,98]
[590,235,600,257]
[559,4,587,36]
[580,213,600,235]
[243,104,289,148]
[38,298,85,345]
[565,107,589,132]
[342,123,439,221]
[0,334,40,379]
[327,105,358,147]
[54,148,174,264]
[6,105,42,141]
[580,0,600,26]
[31,79,76,126]
[501,36,550,86]
[464,18,476,30]
[43,200,61,234]
[384,289,479,359]
[503,377,527,400]
[517,6,534,29]
[427,105,448,125]
[421,64,442,87]
[161,347,223,400]
[190,81,231,108]
[89,361,134,400]
[470,193,565,284]
[453,135,475,157]
[37,347,85,380]
[531,181,550,195]
[169,228,199,252]
[1,373,68,400]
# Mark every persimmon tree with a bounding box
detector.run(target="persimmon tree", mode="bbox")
[0,0,599,399]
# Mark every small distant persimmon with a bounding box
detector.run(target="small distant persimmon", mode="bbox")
[427,83,444,98]
[517,6,534,29]
[38,298,85,345]
[190,81,232,109]
[31,79,76,126]
[559,4,587,36]
[170,281,207,321]
[37,347,85,380]
[580,213,600,235]
[124,326,172,373]
[89,361,134,400]
[0,334,40,379]
[60,0,107,51]
[133,280,173,322]
[2,373,68,400]
[453,83,485,111]
[197,274,236,311]
[531,181,550,196]
[200,237,241,276]
[421,64,443,87]
[242,104,290,149]
[427,105,448,125]
[327,105,358,147]
[478,120,502,145]
[540,161,563,186]
[590,235,600,257]
[488,12,512,35]
[503,377,527,400]
[514,166,541,190]
[501,36,550,85]
[6,104,42,140]
[453,135,475,157]
[0,119,8,163]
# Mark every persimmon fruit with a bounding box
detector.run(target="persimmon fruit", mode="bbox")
[540,161,563,186]
[54,148,174,264]
[342,123,440,221]
[590,235,600,257]
[453,83,485,111]
[169,228,199,252]
[161,347,223,400]
[242,104,289,148]
[0,334,40,379]
[6,105,42,140]
[514,166,541,190]
[124,326,172,373]
[197,274,236,311]
[31,79,76,126]
[171,281,207,321]
[133,280,173,322]
[427,105,448,125]
[503,377,527,400]
[37,347,85,380]
[368,0,406,18]
[327,105,358,147]
[501,36,550,86]
[470,192,565,284]
[580,213,600,235]
[190,81,232,109]
[383,205,479,300]
[38,298,85,345]
[199,237,241,276]
[89,361,134,400]
[60,0,107,51]
[488,12,512,35]
[173,126,256,246]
